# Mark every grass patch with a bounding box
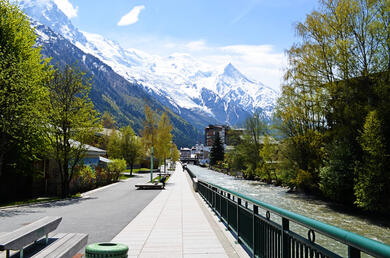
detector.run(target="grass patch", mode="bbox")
[119,173,135,180]
[150,174,170,183]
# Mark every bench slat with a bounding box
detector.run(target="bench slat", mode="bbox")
[31,233,88,258]
[0,216,62,251]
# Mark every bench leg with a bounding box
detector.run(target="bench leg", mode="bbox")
[5,250,9,258]
[46,233,48,245]
[19,248,23,258]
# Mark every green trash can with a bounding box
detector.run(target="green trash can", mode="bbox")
[85,242,128,258]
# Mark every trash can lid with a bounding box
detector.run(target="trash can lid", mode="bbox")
[86,242,129,254]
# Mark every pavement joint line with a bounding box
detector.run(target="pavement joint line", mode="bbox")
[136,177,175,256]
[184,170,249,258]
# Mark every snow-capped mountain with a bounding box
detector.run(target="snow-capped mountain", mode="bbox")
[20,0,278,126]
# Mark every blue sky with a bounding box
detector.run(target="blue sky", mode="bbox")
[56,0,319,91]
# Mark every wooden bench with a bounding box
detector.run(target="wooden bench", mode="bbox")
[135,182,164,189]
[31,233,87,258]
[0,216,62,257]
[0,216,87,258]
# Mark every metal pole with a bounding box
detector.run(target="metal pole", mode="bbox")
[150,146,154,182]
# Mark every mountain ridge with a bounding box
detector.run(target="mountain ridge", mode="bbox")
[19,0,278,128]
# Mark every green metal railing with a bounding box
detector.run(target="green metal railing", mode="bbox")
[188,168,390,258]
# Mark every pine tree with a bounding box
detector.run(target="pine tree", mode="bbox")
[210,132,224,166]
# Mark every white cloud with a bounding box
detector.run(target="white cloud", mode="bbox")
[117,5,145,26]
[184,40,209,51]
[53,0,78,19]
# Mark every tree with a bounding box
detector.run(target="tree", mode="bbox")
[234,112,267,179]
[107,129,122,159]
[46,65,100,197]
[141,105,158,154]
[155,112,173,173]
[277,0,390,196]
[210,133,224,166]
[259,136,278,184]
[107,159,127,182]
[170,144,180,169]
[120,125,142,176]
[354,110,390,212]
[102,111,116,129]
[0,0,51,177]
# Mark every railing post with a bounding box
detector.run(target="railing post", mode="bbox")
[237,198,241,243]
[282,218,290,258]
[253,205,258,257]
[227,193,230,229]
[348,246,361,258]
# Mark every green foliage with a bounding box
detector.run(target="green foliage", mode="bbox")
[210,133,224,166]
[46,65,101,197]
[107,158,127,182]
[107,129,122,158]
[120,126,142,175]
[354,110,390,212]
[234,113,268,179]
[319,141,355,203]
[155,112,173,173]
[71,165,96,193]
[102,111,116,129]
[276,0,390,209]
[0,0,51,178]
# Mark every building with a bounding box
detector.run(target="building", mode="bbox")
[179,147,191,159]
[205,125,230,147]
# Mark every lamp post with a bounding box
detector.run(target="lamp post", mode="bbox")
[150,146,154,182]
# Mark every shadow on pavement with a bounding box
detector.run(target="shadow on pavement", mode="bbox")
[0,197,96,217]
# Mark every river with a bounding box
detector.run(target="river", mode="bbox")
[187,165,390,257]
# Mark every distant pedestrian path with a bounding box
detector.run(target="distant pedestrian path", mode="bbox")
[112,164,242,258]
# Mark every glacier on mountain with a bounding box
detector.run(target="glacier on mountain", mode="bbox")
[19,0,279,125]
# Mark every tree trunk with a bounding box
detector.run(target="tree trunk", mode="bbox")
[0,133,7,178]
[130,163,133,176]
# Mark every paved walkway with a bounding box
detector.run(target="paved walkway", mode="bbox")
[112,165,242,258]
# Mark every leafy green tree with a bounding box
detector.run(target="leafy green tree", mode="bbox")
[141,105,158,159]
[354,110,390,212]
[120,125,142,176]
[155,112,173,173]
[170,144,180,168]
[235,112,267,179]
[46,65,100,197]
[102,111,116,129]
[259,136,279,184]
[107,129,122,159]
[107,158,127,182]
[0,0,51,177]
[319,140,355,204]
[277,0,390,196]
[210,133,224,166]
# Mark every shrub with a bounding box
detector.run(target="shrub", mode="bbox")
[107,159,127,182]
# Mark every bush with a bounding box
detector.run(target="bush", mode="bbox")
[71,165,96,193]
[107,159,127,182]
[95,166,110,186]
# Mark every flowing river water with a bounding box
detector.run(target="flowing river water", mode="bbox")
[187,165,390,257]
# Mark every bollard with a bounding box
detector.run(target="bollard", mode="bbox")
[85,242,128,258]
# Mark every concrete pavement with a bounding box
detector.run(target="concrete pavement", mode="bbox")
[0,173,161,247]
[112,164,248,258]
